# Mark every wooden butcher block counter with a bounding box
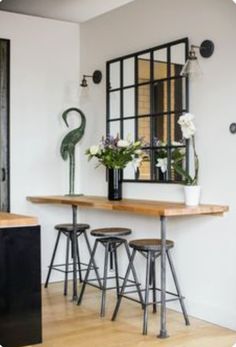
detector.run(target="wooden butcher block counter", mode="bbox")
[0,211,38,227]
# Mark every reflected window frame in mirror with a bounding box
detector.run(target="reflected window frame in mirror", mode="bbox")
[106,37,190,183]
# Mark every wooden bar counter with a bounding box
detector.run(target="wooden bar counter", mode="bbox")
[27,195,228,217]
[0,212,42,347]
[27,195,228,338]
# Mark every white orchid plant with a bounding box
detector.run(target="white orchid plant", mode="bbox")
[86,135,144,170]
[155,141,185,174]
[172,113,199,185]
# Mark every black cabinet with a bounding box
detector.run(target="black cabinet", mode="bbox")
[0,226,42,347]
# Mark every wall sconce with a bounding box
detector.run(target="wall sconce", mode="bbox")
[80,70,102,87]
[181,40,214,78]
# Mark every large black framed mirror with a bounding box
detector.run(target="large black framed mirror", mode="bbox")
[106,37,189,183]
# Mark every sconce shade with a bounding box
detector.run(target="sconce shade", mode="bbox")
[80,76,88,87]
[181,40,214,78]
[181,47,202,78]
[181,59,202,78]
[80,70,102,87]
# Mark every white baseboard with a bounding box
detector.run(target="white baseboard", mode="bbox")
[168,299,236,331]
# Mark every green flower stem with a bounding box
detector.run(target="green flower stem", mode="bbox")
[171,136,199,185]
[192,136,199,185]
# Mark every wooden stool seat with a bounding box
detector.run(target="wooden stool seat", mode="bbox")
[91,227,132,237]
[45,222,100,296]
[55,223,90,232]
[129,238,174,252]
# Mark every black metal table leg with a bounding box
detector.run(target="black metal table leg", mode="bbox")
[72,205,78,301]
[158,216,169,338]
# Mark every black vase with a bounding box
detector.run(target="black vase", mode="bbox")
[108,168,122,201]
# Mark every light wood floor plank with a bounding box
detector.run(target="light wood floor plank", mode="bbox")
[31,282,236,347]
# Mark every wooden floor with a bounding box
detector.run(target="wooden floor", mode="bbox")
[34,282,236,347]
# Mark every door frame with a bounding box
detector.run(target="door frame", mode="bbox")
[0,38,10,212]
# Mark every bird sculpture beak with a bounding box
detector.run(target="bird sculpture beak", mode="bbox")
[62,113,69,128]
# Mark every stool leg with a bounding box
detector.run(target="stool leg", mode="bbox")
[152,254,157,313]
[77,239,99,305]
[83,232,102,288]
[143,251,151,335]
[70,234,74,259]
[64,232,70,296]
[113,244,120,299]
[76,233,83,283]
[109,243,114,271]
[166,250,190,326]
[44,230,61,288]
[149,257,153,286]
[112,249,137,321]
[101,242,109,317]
[124,241,143,306]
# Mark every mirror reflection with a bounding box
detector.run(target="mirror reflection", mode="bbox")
[110,121,120,138]
[154,48,167,80]
[109,61,120,90]
[138,53,151,83]
[171,43,186,77]
[123,88,135,117]
[123,58,135,86]
[123,119,135,141]
[109,91,120,119]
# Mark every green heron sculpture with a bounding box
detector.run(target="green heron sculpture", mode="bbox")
[60,107,86,195]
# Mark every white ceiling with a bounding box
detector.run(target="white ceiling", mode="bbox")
[0,0,135,23]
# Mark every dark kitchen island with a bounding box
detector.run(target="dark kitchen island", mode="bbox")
[0,212,41,347]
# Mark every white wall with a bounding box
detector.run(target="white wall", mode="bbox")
[2,0,236,332]
[0,10,80,282]
[79,0,236,330]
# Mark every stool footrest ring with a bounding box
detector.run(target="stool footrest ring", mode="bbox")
[83,276,141,291]
[50,262,98,274]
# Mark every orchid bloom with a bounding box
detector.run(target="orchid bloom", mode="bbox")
[178,113,196,139]
[156,157,168,173]
[132,157,142,172]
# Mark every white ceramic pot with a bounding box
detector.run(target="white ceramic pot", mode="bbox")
[184,185,201,206]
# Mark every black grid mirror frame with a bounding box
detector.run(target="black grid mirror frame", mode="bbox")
[106,37,190,183]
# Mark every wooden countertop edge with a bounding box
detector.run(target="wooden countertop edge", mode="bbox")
[0,212,38,227]
[27,196,229,218]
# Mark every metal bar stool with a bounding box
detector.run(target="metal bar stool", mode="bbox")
[44,223,100,296]
[77,228,143,317]
[112,238,190,335]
